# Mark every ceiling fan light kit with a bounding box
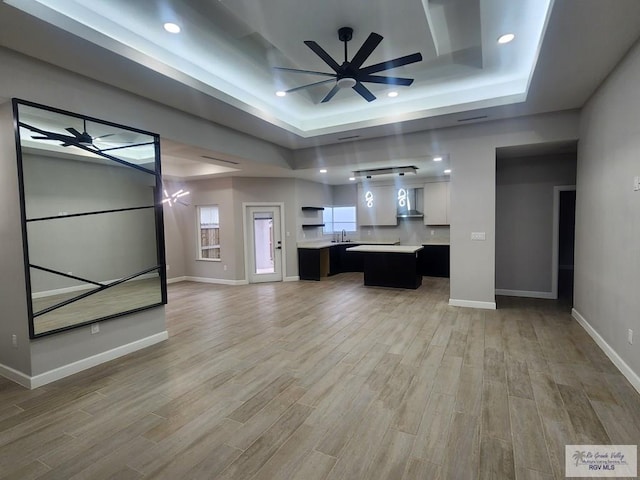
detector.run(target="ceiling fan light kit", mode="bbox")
[275,26,423,103]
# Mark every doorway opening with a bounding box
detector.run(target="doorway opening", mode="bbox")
[553,187,576,305]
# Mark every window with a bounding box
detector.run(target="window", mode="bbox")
[197,205,220,260]
[323,206,357,234]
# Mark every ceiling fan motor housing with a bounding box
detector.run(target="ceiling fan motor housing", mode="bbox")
[338,27,353,42]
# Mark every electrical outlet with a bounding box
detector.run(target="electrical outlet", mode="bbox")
[166,264,170,271]
[471,232,486,241]
[430,229,435,236]
[91,323,100,334]
[11,334,17,348]
[223,264,227,271]
[634,176,640,191]
[629,329,633,345]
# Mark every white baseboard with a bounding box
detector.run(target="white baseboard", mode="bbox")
[495,289,556,299]
[0,331,168,390]
[284,276,300,282]
[32,273,159,299]
[572,308,640,394]
[449,299,497,310]
[0,363,32,389]
[167,276,187,284]
[185,276,248,286]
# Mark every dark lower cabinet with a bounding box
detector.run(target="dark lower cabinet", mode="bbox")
[362,252,422,289]
[299,244,365,280]
[298,248,329,280]
[339,245,364,273]
[418,245,450,277]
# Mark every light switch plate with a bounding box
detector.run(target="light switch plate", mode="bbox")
[634,176,640,191]
[471,232,486,241]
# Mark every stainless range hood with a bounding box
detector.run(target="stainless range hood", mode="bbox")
[397,187,424,218]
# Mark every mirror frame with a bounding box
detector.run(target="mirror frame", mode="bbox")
[12,98,167,338]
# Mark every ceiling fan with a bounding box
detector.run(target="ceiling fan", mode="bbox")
[275,27,423,103]
[29,119,114,148]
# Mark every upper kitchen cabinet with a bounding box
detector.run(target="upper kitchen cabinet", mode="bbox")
[357,184,398,226]
[423,181,450,225]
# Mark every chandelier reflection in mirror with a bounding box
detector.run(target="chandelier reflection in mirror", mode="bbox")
[13,99,167,338]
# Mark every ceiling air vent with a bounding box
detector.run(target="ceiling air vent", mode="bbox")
[457,115,488,123]
[338,135,360,141]
[201,155,240,165]
[352,166,418,178]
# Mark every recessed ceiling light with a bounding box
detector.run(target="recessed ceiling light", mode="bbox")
[349,177,356,181]
[275,91,286,97]
[433,156,443,162]
[444,169,452,174]
[497,33,515,44]
[387,91,399,98]
[163,22,181,34]
[320,169,327,173]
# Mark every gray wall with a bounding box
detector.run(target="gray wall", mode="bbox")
[181,177,236,281]
[575,39,640,378]
[496,153,577,294]
[0,102,32,374]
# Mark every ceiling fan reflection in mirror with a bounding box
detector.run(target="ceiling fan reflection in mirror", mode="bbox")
[274,27,423,103]
[28,118,115,149]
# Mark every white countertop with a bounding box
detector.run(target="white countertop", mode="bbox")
[345,245,424,254]
[297,240,400,249]
[422,241,450,246]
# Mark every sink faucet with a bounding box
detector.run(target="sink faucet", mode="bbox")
[341,229,346,242]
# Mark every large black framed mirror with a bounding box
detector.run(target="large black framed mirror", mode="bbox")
[13,99,167,338]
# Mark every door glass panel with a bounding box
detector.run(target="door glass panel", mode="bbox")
[253,212,274,274]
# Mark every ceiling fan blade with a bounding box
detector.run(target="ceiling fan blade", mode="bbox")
[359,52,423,75]
[31,136,51,140]
[350,32,383,69]
[286,79,336,94]
[353,82,376,102]
[66,127,83,138]
[357,75,414,86]
[274,67,336,78]
[321,84,341,103]
[304,40,341,72]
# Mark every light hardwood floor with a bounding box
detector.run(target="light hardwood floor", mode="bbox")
[1,274,639,479]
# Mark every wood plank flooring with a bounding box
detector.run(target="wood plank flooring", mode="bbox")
[1,274,639,479]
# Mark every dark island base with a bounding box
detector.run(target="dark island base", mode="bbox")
[362,252,422,289]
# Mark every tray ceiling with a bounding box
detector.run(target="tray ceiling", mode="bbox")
[5,0,553,137]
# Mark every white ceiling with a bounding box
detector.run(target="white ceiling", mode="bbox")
[1,0,640,184]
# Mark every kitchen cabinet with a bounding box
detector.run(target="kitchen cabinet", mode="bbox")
[357,184,398,226]
[298,248,329,280]
[418,245,450,277]
[423,182,450,225]
[346,245,423,289]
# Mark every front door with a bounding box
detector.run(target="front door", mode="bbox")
[246,206,283,283]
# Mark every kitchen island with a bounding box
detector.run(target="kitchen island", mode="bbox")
[345,245,424,289]
[297,240,399,280]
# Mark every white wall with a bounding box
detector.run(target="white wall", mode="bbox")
[496,153,577,295]
[575,39,640,383]
[294,112,581,308]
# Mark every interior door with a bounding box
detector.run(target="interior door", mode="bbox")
[247,206,283,283]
